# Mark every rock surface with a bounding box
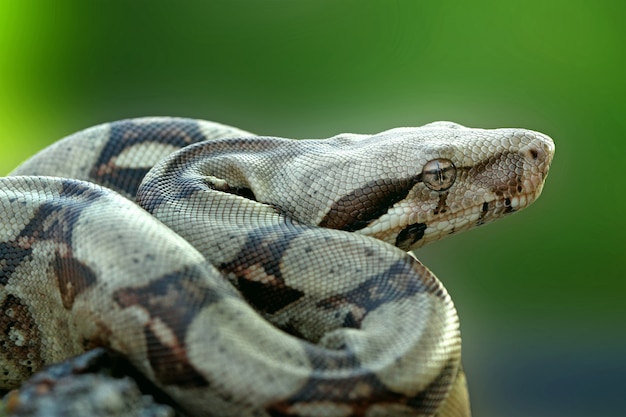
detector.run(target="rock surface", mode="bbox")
[1,349,182,417]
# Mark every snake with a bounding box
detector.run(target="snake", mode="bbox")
[0,117,554,416]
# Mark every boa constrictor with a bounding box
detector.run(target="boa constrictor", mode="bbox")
[0,117,554,416]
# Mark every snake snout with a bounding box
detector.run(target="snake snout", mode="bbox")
[520,131,555,177]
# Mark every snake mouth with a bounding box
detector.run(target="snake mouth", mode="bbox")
[358,185,546,251]
[416,185,547,247]
[475,192,534,225]
[357,175,545,251]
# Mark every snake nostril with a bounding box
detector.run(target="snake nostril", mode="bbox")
[523,134,555,166]
[521,146,543,164]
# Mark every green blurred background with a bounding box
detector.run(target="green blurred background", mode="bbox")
[1,1,624,416]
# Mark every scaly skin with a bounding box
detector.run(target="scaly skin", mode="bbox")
[1,118,554,416]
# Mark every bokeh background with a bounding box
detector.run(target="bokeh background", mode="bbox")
[1,1,624,416]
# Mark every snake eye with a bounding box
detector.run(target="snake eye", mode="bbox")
[422,158,456,191]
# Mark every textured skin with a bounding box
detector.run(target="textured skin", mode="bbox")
[0,117,554,416]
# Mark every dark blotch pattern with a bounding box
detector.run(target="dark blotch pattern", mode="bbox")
[476,201,490,226]
[220,225,306,315]
[433,192,449,215]
[142,326,210,387]
[54,254,98,310]
[316,259,430,329]
[0,241,32,285]
[395,222,427,250]
[1,180,103,305]
[268,350,457,416]
[320,177,419,231]
[113,264,223,387]
[237,278,304,315]
[91,119,207,198]
[0,295,44,379]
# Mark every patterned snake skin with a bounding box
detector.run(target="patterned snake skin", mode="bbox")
[0,117,554,416]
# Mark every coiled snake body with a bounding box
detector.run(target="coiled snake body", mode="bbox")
[0,118,554,416]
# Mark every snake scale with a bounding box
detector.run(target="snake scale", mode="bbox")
[0,117,554,416]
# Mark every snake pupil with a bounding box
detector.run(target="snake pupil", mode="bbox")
[422,159,456,192]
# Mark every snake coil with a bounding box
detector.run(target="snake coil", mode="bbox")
[0,118,554,416]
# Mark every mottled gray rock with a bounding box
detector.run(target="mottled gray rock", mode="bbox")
[3,373,176,417]
[1,349,183,417]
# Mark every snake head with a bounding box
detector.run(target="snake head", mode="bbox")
[364,122,555,250]
[315,122,555,251]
